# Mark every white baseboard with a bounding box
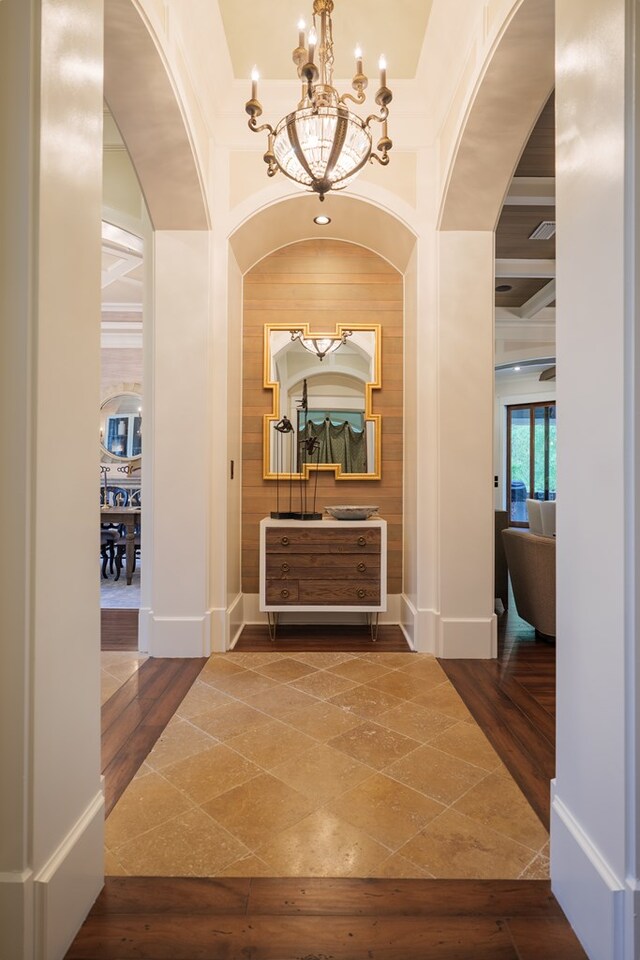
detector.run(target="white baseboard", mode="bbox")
[412,607,440,654]
[227,593,244,650]
[437,615,497,658]
[399,594,417,650]
[208,607,228,653]
[0,868,34,960]
[551,785,625,960]
[144,613,211,657]
[33,790,104,960]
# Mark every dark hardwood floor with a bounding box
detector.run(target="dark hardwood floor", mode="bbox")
[235,622,410,651]
[101,608,139,650]
[74,605,578,960]
[440,600,555,830]
[66,877,586,959]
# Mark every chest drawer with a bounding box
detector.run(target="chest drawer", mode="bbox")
[266,526,380,554]
[265,553,380,580]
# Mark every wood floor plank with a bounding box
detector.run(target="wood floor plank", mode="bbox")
[470,662,555,777]
[65,914,519,960]
[90,878,251,916]
[101,608,138,650]
[505,917,588,960]
[101,659,178,735]
[140,661,208,727]
[496,674,555,745]
[101,699,149,770]
[235,623,410,652]
[246,878,563,918]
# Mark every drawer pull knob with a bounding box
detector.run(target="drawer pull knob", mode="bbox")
[357,536,367,547]
[281,536,290,546]
[281,562,290,573]
[357,562,367,573]
[357,588,366,598]
[281,589,290,599]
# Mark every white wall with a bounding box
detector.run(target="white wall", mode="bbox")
[436,231,497,658]
[0,1,105,957]
[143,231,213,657]
[553,1,636,958]
[227,250,243,644]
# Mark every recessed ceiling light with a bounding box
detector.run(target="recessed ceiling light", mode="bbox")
[314,215,331,225]
[514,366,521,371]
[495,284,512,293]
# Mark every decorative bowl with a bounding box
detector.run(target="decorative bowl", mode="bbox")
[325,505,379,521]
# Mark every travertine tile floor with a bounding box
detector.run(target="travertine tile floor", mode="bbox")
[104,651,550,879]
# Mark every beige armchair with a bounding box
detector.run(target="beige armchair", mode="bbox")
[501,527,556,639]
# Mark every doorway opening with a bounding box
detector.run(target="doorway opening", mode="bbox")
[506,400,557,526]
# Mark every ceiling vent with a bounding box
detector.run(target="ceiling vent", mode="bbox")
[529,220,556,240]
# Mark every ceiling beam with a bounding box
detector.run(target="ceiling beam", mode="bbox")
[504,177,555,206]
[495,258,556,278]
[518,279,556,319]
[101,254,142,290]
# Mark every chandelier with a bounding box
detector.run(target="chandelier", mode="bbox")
[290,327,352,361]
[244,0,392,201]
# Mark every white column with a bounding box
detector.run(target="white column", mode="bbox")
[142,230,214,657]
[436,231,497,658]
[553,1,637,958]
[0,1,104,958]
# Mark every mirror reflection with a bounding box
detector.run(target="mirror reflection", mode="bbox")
[100,392,142,462]
[264,324,381,479]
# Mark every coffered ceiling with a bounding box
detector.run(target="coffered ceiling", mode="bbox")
[495,94,555,316]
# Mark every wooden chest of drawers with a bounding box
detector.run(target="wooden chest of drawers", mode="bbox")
[259,518,387,614]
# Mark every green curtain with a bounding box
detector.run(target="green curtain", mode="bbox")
[301,418,367,473]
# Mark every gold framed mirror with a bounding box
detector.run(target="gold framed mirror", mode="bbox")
[263,323,381,480]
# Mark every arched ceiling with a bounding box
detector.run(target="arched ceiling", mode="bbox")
[104,0,209,230]
[230,194,415,275]
[439,0,554,233]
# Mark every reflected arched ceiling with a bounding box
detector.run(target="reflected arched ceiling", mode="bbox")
[439,0,554,232]
[104,0,209,230]
[230,193,415,274]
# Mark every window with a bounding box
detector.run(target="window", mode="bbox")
[507,401,556,525]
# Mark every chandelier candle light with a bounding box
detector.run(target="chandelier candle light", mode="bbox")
[245,0,392,200]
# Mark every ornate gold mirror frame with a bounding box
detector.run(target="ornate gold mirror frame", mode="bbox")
[263,323,381,480]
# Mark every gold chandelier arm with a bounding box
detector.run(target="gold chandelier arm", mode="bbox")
[364,106,388,129]
[248,118,275,136]
[339,90,366,106]
[370,118,392,165]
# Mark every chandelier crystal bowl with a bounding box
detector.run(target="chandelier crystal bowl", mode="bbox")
[245,0,392,201]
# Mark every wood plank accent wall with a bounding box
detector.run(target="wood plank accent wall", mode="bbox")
[101,348,142,398]
[242,239,403,595]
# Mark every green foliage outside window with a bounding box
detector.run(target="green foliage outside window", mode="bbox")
[510,406,557,498]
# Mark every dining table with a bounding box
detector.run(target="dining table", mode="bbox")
[100,506,141,585]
